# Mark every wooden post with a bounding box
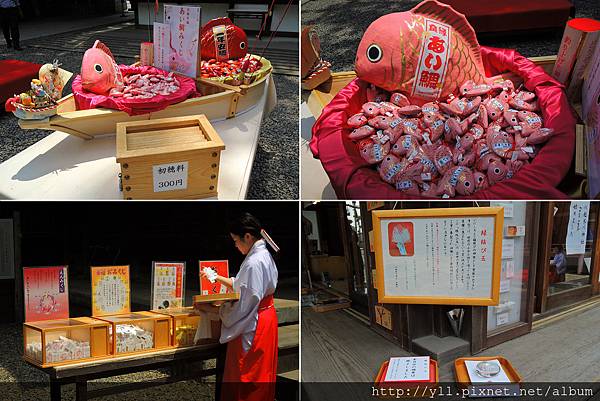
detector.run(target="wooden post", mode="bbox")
[50,381,61,401]
[215,344,226,400]
[75,381,87,401]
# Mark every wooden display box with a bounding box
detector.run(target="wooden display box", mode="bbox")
[116,115,225,200]
[454,356,522,393]
[23,317,111,368]
[95,312,172,356]
[153,306,220,347]
[374,358,439,398]
[193,293,240,305]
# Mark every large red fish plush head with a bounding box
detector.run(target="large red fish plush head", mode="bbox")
[200,17,248,61]
[81,40,124,95]
[355,0,487,105]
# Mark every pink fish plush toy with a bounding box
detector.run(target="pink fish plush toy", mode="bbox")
[80,40,124,95]
[355,0,493,105]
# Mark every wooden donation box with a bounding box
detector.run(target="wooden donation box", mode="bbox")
[23,317,111,367]
[153,307,205,347]
[116,115,225,200]
[95,312,172,356]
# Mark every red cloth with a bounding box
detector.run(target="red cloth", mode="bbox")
[0,60,42,109]
[220,294,278,401]
[310,46,576,200]
[439,0,573,33]
[72,65,198,116]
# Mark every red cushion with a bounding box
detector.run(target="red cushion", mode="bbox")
[0,60,42,105]
[310,46,576,200]
[439,0,574,33]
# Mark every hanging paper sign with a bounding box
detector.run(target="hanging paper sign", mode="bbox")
[91,265,130,316]
[199,260,230,295]
[151,262,186,309]
[23,266,69,322]
[153,22,171,71]
[566,201,590,255]
[372,207,503,306]
[163,5,201,78]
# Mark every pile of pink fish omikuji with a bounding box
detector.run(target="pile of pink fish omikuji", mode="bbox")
[347,80,554,197]
[110,72,180,99]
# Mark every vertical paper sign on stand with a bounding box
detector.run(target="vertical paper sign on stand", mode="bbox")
[151,262,186,309]
[566,201,590,255]
[162,5,201,78]
[153,22,171,72]
[23,266,69,322]
[91,265,130,316]
[199,260,230,295]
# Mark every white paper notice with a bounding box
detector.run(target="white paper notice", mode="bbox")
[380,217,495,299]
[153,22,171,71]
[152,161,189,192]
[493,202,513,218]
[496,312,509,326]
[567,202,590,255]
[502,239,515,259]
[384,357,430,382]
[465,359,511,383]
[505,260,515,278]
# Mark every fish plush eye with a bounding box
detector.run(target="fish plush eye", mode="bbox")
[367,44,383,63]
[240,42,246,50]
[464,181,470,187]
[494,168,500,174]
[94,63,103,73]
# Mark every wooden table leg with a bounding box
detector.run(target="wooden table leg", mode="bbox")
[75,381,87,401]
[215,345,226,401]
[50,380,61,401]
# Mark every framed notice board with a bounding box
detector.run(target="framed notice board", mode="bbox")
[372,207,503,306]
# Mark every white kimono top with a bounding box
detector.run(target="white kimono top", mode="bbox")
[219,239,278,351]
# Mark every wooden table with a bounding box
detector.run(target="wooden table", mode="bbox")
[26,343,226,401]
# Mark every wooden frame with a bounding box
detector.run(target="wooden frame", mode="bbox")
[372,207,504,306]
[536,202,600,314]
[482,203,539,350]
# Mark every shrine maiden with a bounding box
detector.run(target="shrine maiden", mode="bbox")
[198,213,279,401]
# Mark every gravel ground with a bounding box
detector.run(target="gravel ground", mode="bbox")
[301,0,600,72]
[0,323,216,400]
[0,27,298,200]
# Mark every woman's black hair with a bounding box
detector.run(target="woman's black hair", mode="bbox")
[228,212,262,239]
[228,212,279,258]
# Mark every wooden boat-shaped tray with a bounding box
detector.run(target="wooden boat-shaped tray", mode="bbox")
[18,57,273,140]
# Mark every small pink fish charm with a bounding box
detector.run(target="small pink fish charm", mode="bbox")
[358,137,390,164]
[453,148,475,167]
[460,80,492,97]
[517,110,543,136]
[400,118,420,136]
[391,135,419,157]
[347,113,368,128]
[477,104,488,128]
[484,98,508,121]
[473,171,489,190]
[474,140,501,172]
[390,92,410,107]
[487,160,508,185]
[423,112,446,141]
[362,102,382,118]
[437,166,475,197]
[395,178,421,196]
[433,145,454,175]
[509,97,539,112]
[468,124,485,140]
[349,125,375,140]
[440,96,481,117]
[379,101,400,115]
[378,154,405,183]
[487,130,514,158]
[443,117,467,141]
[368,115,392,130]
[396,105,422,116]
[421,102,440,116]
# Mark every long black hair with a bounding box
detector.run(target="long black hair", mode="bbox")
[228,213,279,257]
